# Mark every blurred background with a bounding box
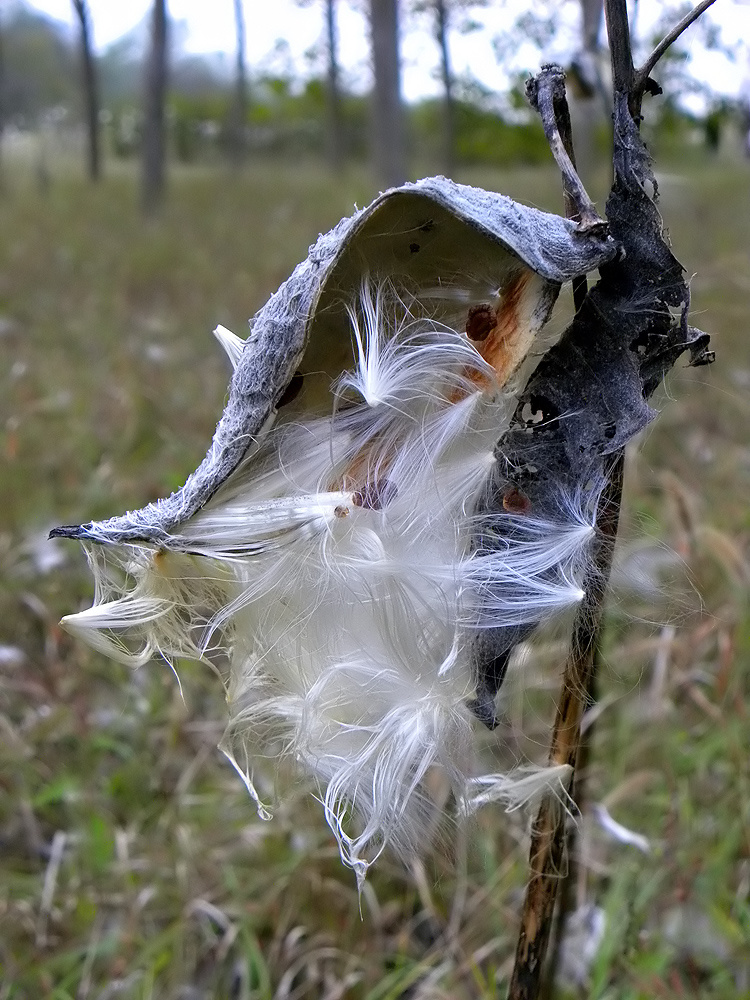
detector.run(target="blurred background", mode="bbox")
[0,1,749,997]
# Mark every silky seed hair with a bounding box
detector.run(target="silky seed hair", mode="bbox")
[61,279,598,885]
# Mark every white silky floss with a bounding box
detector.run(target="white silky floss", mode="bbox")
[63,283,594,886]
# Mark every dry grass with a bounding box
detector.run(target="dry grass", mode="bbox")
[0,152,748,999]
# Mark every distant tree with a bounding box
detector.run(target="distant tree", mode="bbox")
[294,0,345,170]
[581,0,604,84]
[228,0,248,165]
[141,0,168,215]
[742,67,750,158]
[370,0,405,187]
[71,0,101,181]
[568,0,607,186]
[2,6,77,125]
[433,0,454,175]
[410,0,487,176]
[0,10,5,181]
[325,0,344,171]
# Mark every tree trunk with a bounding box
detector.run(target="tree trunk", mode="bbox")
[229,0,248,166]
[72,0,101,182]
[370,0,405,188]
[582,0,604,58]
[435,0,455,176]
[568,0,606,194]
[325,0,344,171]
[141,0,168,215]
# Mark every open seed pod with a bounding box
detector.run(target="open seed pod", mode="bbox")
[53,176,616,546]
[53,176,623,882]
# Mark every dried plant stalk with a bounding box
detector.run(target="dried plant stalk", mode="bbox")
[507,456,622,1000]
[506,2,715,996]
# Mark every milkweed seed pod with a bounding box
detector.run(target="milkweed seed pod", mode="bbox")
[52,174,706,883]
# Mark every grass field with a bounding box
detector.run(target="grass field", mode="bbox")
[1,152,749,1000]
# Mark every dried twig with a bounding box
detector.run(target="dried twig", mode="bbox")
[507,458,623,1000]
[537,72,611,994]
[525,67,605,237]
[525,66,591,313]
[540,453,624,1000]
[635,0,717,97]
[605,0,717,120]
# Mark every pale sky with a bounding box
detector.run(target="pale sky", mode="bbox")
[23,0,750,106]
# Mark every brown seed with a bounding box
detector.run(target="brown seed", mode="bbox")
[334,505,349,518]
[502,486,531,514]
[466,303,496,342]
[352,478,396,511]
